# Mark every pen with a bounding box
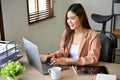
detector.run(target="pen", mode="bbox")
[72,65,77,74]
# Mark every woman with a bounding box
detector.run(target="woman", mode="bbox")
[42,3,101,66]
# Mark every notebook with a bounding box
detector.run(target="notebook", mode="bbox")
[23,38,68,75]
[96,74,116,80]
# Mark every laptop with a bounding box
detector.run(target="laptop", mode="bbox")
[23,38,68,75]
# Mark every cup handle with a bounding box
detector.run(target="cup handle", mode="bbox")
[48,69,51,74]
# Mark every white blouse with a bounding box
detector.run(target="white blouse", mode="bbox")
[70,44,79,59]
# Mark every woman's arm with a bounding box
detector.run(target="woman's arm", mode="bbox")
[54,30,67,57]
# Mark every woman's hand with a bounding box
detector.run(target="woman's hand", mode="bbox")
[41,52,56,62]
[50,57,66,65]
[41,55,49,62]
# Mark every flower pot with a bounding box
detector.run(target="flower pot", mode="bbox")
[7,76,19,80]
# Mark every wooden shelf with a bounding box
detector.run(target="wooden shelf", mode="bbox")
[113,29,120,39]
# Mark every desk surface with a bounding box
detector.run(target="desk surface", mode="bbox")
[0,53,120,80]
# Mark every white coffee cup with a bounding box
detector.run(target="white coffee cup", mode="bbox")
[48,67,62,80]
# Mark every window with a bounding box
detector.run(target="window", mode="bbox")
[27,0,54,24]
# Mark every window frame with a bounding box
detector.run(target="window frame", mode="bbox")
[27,0,54,24]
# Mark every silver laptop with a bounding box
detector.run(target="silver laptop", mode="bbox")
[23,38,68,75]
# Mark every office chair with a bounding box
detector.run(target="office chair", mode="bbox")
[91,13,117,63]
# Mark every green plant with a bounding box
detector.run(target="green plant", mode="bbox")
[0,61,25,79]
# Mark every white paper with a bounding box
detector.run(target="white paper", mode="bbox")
[0,43,19,54]
[96,74,116,80]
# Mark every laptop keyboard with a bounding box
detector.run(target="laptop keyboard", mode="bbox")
[42,58,68,70]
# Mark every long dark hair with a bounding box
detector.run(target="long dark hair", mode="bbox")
[64,3,91,49]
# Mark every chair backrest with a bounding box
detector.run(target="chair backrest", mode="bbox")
[99,34,113,62]
[91,13,117,63]
[107,32,117,48]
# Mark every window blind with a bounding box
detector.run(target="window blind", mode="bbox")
[27,0,54,24]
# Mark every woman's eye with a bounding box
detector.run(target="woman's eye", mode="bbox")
[71,17,75,20]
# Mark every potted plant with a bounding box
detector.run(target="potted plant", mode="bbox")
[0,61,25,80]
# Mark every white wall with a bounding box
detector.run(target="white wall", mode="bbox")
[1,0,73,54]
[1,0,120,54]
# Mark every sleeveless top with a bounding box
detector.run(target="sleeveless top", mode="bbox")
[70,44,79,59]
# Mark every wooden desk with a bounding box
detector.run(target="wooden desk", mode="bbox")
[113,29,120,39]
[0,53,120,80]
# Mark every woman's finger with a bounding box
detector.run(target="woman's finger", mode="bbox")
[50,59,56,65]
[50,57,56,62]
[41,55,48,62]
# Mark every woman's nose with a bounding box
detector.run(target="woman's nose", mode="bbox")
[68,19,72,24]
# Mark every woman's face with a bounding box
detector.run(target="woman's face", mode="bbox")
[67,11,82,30]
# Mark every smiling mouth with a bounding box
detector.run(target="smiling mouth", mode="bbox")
[70,25,74,28]
[69,24,74,27]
